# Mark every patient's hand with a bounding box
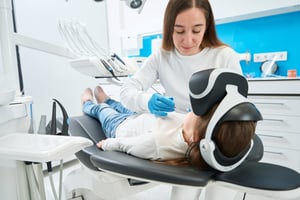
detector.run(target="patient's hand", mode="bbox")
[97,140,106,149]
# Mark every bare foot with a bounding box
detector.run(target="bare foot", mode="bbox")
[81,88,93,105]
[94,86,110,103]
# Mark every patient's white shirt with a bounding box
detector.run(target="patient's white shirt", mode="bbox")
[101,112,189,160]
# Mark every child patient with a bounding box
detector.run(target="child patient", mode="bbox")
[81,86,256,169]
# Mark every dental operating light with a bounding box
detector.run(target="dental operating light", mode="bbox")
[126,0,143,9]
[93,0,147,13]
[122,0,147,13]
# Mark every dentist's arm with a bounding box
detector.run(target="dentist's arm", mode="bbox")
[120,52,160,112]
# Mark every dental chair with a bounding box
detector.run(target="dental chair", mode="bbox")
[50,68,300,200]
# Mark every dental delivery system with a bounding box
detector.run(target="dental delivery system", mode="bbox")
[58,20,138,80]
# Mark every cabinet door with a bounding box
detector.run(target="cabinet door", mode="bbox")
[262,146,300,173]
[257,130,300,150]
[248,96,300,116]
[257,115,300,133]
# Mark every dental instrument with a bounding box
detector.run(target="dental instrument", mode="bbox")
[58,19,138,80]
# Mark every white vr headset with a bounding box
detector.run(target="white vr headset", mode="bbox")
[189,68,263,172]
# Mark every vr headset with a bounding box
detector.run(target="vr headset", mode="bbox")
[189,68,263,172]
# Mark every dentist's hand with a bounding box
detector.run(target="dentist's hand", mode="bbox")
[148,93,175,117]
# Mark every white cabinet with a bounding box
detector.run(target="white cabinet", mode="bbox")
[248,78,300,173]
[210,0,300,24]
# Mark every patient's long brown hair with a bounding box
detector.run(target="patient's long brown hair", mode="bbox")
[164,104,257,169]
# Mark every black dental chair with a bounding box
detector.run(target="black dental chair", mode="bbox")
[50,68,300,200]
[55,115,300,200]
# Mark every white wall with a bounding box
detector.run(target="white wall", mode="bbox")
[106,0,168,55]
[0,46,3,75]
[119,0,169,36]
[13,0,113,128]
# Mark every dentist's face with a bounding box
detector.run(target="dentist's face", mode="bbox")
[173,8,206,56]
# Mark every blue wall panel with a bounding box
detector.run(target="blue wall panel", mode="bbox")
[139,34,162,57]
[139,11,300,78]
[217,11,300,77]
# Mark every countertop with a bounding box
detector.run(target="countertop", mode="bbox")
[247,77,300,81]
[247,77,300,95]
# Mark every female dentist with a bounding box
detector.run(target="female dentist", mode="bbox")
[120,0,242,116]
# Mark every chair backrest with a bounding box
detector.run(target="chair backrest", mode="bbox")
[60,115,264,186]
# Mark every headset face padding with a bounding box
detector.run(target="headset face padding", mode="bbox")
[219,102,263,122]
[189,68,262,172]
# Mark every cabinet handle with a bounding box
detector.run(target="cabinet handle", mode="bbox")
[264,151,284,156]
[254,102,285,106]
[258,134,284,139]
[261,118,284,122]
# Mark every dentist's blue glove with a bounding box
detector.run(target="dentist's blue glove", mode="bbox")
[148,93,175,117]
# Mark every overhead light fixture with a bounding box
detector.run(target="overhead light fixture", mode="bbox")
[93,0,147,14]
[122,0,147,14]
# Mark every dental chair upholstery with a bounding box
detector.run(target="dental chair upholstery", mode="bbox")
[57,115,300,199]
[66,115,216,186]
[51,68,300,199]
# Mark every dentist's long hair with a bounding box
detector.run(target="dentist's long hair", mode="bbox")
[162,0,226,51]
